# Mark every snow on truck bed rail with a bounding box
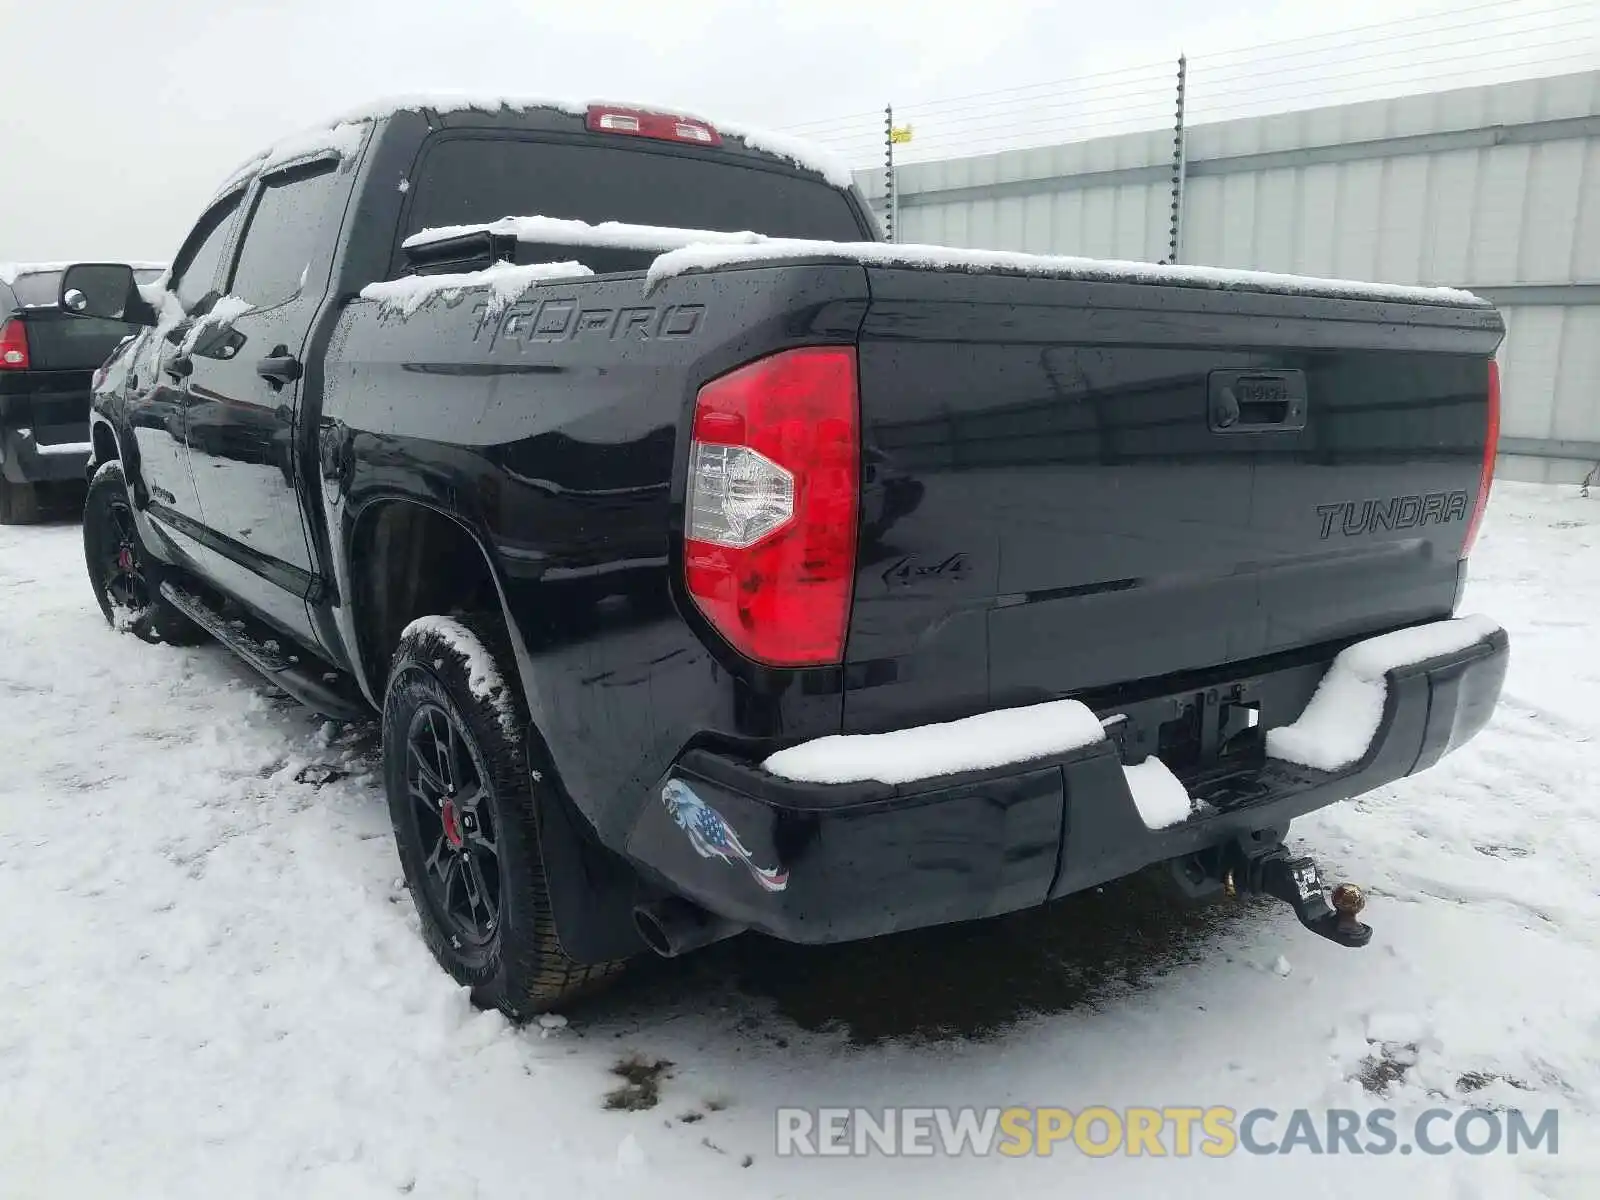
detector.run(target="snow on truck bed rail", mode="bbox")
[359,260,592,318]
[646,239,1488,307]
[396,214,1485,309]
[402,216,765,253]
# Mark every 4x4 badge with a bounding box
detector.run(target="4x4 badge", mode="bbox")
[661,780,789,893]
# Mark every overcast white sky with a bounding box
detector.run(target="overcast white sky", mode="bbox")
[2,0,1587,262]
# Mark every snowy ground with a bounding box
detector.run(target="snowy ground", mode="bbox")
[2,482,1598,1199]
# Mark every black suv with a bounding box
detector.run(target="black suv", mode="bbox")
[1,262,164,522]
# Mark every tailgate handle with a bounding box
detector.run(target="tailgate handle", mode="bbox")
[1209,370,1307,433]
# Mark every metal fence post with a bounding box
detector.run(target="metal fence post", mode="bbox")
[884,105,898,242]
[1166,54,1188,263]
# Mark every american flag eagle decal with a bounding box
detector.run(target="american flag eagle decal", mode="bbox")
[660,779,789,893]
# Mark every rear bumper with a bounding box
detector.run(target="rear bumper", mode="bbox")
[1,426,92,483]
[624,621,1508,944]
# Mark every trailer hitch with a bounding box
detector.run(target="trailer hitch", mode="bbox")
[1227,845,1372,948]
[1173,839,1372,948]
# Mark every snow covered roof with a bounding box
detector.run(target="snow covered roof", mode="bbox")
[0,262,74,285]
[211,121,369,203]
[211,95,854,206]
[352,94,854,187]
[647,239,1489,308]
[1,261,167,287]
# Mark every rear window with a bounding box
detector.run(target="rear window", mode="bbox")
[23,315,138,371]
[9,272,63,308]
[402,137,867,263]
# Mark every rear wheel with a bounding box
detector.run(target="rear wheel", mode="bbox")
[0,477,40,525]
[82,462,203,645]
[382,614,624,1018]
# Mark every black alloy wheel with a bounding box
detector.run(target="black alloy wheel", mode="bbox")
[82,461,201,645]
[405,700,503,950]
[99,496,151,617]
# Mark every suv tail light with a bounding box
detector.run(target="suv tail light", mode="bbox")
[0,319,29,370]
[684,346,859,667]
[586,105,722,147]
[1460,357,1500,559]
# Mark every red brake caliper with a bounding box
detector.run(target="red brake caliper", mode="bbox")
[441,799,464,850]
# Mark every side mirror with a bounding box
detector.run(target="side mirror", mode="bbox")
[58,263,157,326]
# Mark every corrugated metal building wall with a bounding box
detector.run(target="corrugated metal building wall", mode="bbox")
[855,71,1600,483]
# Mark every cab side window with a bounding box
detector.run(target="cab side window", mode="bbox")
[227,161,342,309]
[172,193,244,312]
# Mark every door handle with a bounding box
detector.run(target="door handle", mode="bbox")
[257,347,302,389]
[1207,370,1307,433]
[165,355,193,382]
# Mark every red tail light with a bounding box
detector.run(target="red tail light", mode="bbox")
[683,347,859,667]
[586,105,722,147]
[0,319,29,370]
[1461,357,1500,559]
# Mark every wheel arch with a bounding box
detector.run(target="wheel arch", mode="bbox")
[344,495,508,706]
[90,419,119,468]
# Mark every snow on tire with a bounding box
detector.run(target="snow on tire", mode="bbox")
[381,613,623,1018]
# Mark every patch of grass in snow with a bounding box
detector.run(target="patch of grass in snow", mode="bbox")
[1474,842,1533,860]
[1457,1070,1531,1094]
[603,1055,673,1111]
[1357,1041,1419,1095]
[293,762,346,788]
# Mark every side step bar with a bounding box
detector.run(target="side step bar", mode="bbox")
[160,582,370,721]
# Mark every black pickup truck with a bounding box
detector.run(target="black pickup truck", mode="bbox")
[60,97,1507,1015]
[1,262,164,521]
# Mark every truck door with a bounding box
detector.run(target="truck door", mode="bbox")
[127,191,243,527]
[181,155,351,647]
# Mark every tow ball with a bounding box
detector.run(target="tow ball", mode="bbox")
[1173,840,1373,948]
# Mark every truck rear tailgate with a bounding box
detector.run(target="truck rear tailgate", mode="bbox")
[844,269,1503,734]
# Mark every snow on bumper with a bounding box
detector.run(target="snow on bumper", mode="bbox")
[1267,614,1505,772]
[623,618,1507,945]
